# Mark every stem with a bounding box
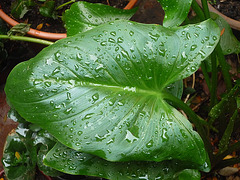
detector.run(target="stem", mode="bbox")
[210,52,218,107]
[191,0,205,21]
[218,109,238,153]
[162,91,213,158]
[214,141,240,167]
[201,0,210,19]
[201,61,211,90]
[213,157,240,170]
[56,0,75,10]
[0,35,53,46]
[216,44,232,91]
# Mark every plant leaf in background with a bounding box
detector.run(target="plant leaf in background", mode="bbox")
[39,0,57,19]
[211,13,240,55]
[3,131,37,180]
[11,0,35,19]
[44,142,201,179]
[62,1,137,36]
[3,109,62,179]
[5,19,220,172]
[157,0,193,27]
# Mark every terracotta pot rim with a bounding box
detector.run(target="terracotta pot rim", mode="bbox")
[196,0,240,31]
[0,0,138,40]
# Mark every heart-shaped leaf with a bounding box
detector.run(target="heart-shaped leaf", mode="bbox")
[157,0,193,27]
[63,1,137,36]
[44,142,201,179]
[5,20,220,171]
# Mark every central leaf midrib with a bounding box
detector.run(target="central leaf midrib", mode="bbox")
[30,77,163,100]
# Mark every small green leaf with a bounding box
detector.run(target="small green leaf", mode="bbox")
[5,19,220,171]
[44,142,201,179]
[211,13,240,55]
[3,133,36,180]
[39,0,57,19]
[157,0,193,27]
[63,1,137,36]
[11,0,35,19]
[7,23,30,36]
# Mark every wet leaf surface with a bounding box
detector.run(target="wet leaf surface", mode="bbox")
[44,142,201,179]
[5,19,220,171]
[63,1,137,36]
[157,0,193,27]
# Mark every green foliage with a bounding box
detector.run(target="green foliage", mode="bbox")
[157,0,193,27]
[2,0,240,179]
[5,19,220,178]
[2,109,62,179]
[39,0,57,19]
[210,13,240,55]
[11,0,35,19]
[44,142,200,179]
[63,1,137,36]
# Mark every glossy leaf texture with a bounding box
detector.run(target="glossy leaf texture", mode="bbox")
[211,13,240,55]
[5,20,220,171]
[44,142,201,180]
[63,1,137,36]
[157,0,192,27]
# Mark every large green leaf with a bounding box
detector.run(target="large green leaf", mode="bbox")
[44,142,201,179]
[63,1,137,36]
[157,0,193,27]
[5,20,220,170]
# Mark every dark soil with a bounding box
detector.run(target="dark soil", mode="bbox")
[0,0,130,33]
[209,0,240,21]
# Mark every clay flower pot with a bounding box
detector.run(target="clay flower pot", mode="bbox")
[196,0,240,31]
[0,0,138,40]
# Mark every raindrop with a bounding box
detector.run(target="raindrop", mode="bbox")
[198,50,206,58]
[83,113,94,120]
[44,81,51,87]
[186,32,191,40]
[148,32,160,41]
[74,64,79,71]
[125,130,138,143]
[110,31,116,36]
[146,139,154,148]
[66,92,71,100]
[108,38,115,43]
[54,51,61,59]
[92,93,99,102]
[129,31,134,36]
[190,44,197,51]
[117,37,124,43]
[52,67,61,75]
[212,36,217,41]
[78,131,83,136]
[100,41,107,46]
[161,128,169,142]
[33,80,42,85]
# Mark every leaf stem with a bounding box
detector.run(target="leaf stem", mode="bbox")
[201,0,210,19]
[218,109,238,153]
[215,44,232,91]
[191,0,205,21]
[210,52,218,107]
[214,141,240,167]
[56,0,75,10]
[213,157,240,170]
[0,35,53,46]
